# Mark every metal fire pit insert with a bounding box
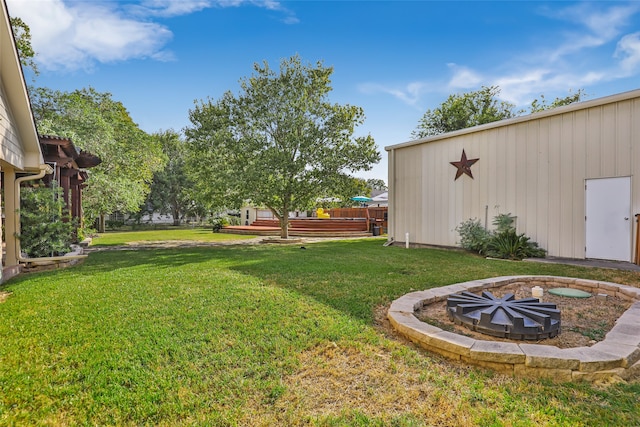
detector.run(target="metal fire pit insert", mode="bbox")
[446,291,561,340]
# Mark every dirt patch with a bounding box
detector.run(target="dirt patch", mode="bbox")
[415,282,631,349]
[0,291,11,303]
[272,341,478,425]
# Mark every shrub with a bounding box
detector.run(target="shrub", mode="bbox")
[492,213,516,233]
[17,183,77,258]
[105,219,126,230]
[211,217,229,232]
[485,228,546,260]
[76,225,96,242]
[457,214,546,260]
[455,218,491,254]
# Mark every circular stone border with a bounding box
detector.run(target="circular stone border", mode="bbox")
[388,276,640,383]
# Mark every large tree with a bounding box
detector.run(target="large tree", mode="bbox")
[145,129,201,225]
[412,86,586,139]
[412,85,515,139]
[331,176,370,208]
[31,87,166,229]
[366,178,387,191]
[185,55,380,238]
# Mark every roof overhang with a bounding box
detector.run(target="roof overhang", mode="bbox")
[0,0,43,169]
[39,135,102,169]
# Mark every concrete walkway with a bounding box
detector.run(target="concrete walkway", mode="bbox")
[525,257,640,272]
[85,235,640,273]
[85,235,380,252]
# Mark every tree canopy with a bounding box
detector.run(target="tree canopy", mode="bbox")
[412,86,586,139]
[412,86,515,139]
[366,178,388,191]
[10,16,38,75]
[30,87,166,226]
[145,129,202,225]
[185,55,380,238]
[529,89,586,113]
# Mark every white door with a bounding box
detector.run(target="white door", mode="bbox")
[585,177,632,261]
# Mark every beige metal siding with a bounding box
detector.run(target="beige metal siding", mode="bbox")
[388,92,640,259]
[393,145,423,243]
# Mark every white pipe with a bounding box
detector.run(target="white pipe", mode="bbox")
[405,232,409,249]
[484,205,488,229]
[14,165,88,263]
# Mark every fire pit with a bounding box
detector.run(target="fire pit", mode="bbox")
[446,290,561,340]
[388,276,640,382]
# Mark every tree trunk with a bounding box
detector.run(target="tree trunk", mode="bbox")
[280,215,289,239]
[172,204,181,226]
[98,214,106,233]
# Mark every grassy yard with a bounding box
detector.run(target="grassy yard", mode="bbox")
[92,227,257,246]
[1,238,639,425]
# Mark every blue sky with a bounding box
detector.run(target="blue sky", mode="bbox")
[7,0,640,183]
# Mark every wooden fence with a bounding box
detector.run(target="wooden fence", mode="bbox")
[327,207,387,233]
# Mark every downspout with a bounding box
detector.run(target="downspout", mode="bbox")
[387,147,395,244]
[14,164,88,263]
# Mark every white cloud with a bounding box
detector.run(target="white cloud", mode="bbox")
[72,5,173,62]
[358,82,431,106]
[539,3,640,64]
[6,0,297,72]
[546,34,606,63]
[261,0,284,12]
[615,32,640,75]
[137,0,215,17]
[493,2,640,105]
[446,64,483,90]
[365,2,640,110]
[495,69,606,106]
[283,15,300,25]
[6,0,173,71]
[545,2,640,40]
[136,0,298,23]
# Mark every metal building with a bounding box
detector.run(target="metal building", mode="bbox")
[386,89,640,262]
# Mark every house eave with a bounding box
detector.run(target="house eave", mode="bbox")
[0,0,43,169]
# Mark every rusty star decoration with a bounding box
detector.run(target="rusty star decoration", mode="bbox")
[450,149,479,180]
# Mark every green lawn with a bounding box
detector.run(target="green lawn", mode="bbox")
[92,227,257,246]
[1,238,639,425]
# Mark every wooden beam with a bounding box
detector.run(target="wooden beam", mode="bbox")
[59,168,80,177]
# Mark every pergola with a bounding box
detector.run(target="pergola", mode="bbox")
[38,135,101,227]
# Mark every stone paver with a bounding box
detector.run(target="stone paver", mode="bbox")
[470,341,525,364]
